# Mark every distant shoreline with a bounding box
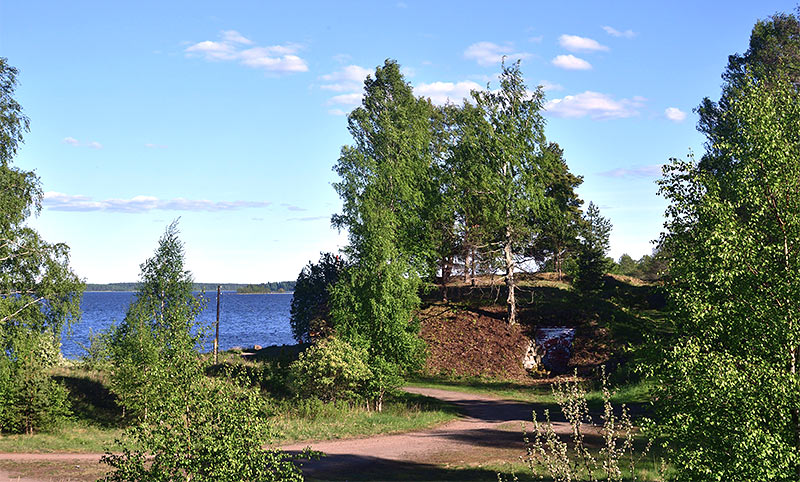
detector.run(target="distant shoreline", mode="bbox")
[83,290,293,294]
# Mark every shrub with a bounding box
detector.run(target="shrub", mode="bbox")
[0,330,71,434]
[509,368,662,482]
[101,375,312,481]
[289,336,372,402]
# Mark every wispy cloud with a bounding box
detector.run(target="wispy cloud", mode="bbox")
[145,143,168,149]
[327,92,363,106]
[538,80,564,92]
[281,203,307,212]
[545,91,645,119]
[63,137,102,149]
[415,80,482,105]
[558,34,608,52]
[664,107,687,122]
[552,54,592,70]
[464,41,531,67]
[320,65,371,92]
[43,192,272,213]
[598,164,662,178]
[185,30,307,74]
[602,26,636,38]
[319,65,372,113]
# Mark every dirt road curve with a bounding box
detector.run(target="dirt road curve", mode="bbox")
[281,387,563,479]
[0,387,556,481]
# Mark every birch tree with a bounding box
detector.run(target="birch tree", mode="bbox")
[462,61,553,324]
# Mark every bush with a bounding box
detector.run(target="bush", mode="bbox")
[0,330,71,434]
[289,336,372,402]
[101,375,312,481]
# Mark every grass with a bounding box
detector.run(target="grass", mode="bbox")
[0,363,461,453]
[0,420,123,453]
[269,391,459,444]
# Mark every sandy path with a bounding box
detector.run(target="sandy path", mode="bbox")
[0,387,559,481]
[281,387,566,479]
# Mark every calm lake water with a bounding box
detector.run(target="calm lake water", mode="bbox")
[61,291,295,359]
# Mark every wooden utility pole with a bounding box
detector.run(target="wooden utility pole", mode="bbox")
[214,285,221,364]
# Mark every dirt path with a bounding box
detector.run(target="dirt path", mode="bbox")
[281,387,566,479]
[0,387,558,481]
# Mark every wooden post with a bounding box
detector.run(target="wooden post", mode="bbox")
[214,285,220,364]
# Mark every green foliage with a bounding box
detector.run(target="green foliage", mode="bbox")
[654,56,800,479]
[330,60,431,387]
[101,374,309,482]
[450,61,576,323]
[574,202,613,293]
[611,248,669,281]
[104,223,307,481]
[513,368,660,482]
[0,58,83,434]
[0,330,71,434]
[107,221,204,420]
[529,142,584,280]
[289,336,373,402]
[290,252,346,342]
[236,280,295,294]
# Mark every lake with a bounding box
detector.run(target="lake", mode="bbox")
[61,291,295,359]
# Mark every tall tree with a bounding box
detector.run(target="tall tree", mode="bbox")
[654,27,800,480]
[697,10,800,176]
[461,61,553,324]
[289,252,346,342]
[330,60,431,378]
[105,222,305,480]
[0,58,83,434]
[573,202,612,293]
[529,142,584,281]
[108,220,203,419]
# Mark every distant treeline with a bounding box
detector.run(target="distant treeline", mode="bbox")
[236,281,295,293]
[85,282,295,293]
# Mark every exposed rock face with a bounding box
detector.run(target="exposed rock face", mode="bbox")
[522,340,541,372]
[526,327,576,374]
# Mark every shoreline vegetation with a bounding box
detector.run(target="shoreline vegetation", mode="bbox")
[84,281,295,294]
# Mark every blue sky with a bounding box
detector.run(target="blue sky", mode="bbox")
[2,1,796,283]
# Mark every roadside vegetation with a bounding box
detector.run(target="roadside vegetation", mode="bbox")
[1,6,800,482]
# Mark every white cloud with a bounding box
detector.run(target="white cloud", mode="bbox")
[598,164,662,178]
[414,80,482,105]
[665,107,687,122]
[538,80,564,92]
[529,35,544,43]
[544,91,644,119]
[43,192,272,213]
[552,54,592,70]
[144,143,168,149]
[63,137,102,149]
[185,31,308,74]
[220,30,252,45]
[558,34,609,52]
[328,93,363,106]
[464,41,531,67]
[320,65,371,92]
[328,108,349,116]
[602,26,636,38]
